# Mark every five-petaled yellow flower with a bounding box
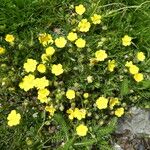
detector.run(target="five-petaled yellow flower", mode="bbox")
[67,32,78,41]
[134,73,144,82]
[129,65,139,75]
[55,37,67,48]
[19,74,35,91]
[7,110,21,127]
[5,34,15,43]
[34,76,49,89]
[75,4,86,15]
[122,35,132,46]
[91,14,102,24]
[75,38,86,48]
[78,19,91,32]
[37,64,46,73]
[51,64,64,76]
[66,89,75,100]
[38,33,53,46]
[137,52,145,61]
[23,59,38,73]
[96,96,108,110]
[95,50,108,61]
[45,46,55,56]
[108,60,116,72]
[0,47,6,54]
[76,124,88,136]
[115,107,124,117]
[38,88,50,103]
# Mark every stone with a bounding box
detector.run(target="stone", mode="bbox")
[116,107,150,136]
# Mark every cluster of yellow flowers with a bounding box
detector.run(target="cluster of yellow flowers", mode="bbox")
[125,53,145,82]
[67,108,86,120]
[122,35,145,82]
[4,4,146,139]
[96,96,124,117]
[0,34,15,55]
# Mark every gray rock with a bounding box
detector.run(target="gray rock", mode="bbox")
[113,143,124,150]
[116,107,150,136]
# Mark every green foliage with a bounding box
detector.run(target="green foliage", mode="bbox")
[120,78,129,96]
[0,0,150,149]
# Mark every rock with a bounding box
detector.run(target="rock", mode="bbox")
[116,107,150,136]
[137,144,145,150]
[113,143,124,150]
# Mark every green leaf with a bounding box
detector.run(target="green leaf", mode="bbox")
[74,139,97,147]
[120,78,129,96]
[140,80,150,90]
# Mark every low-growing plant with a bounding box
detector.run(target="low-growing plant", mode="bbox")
[0,0,150,149]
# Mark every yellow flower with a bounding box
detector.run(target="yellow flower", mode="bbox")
[83,93,89,99]
[108,60,116,72]
[67,108,86,120]
[19,74,35,91]
[87,76,93,83]
[67,108,74,120]
[109,98,119,109]
[45,46,55,56]
[51,64,64,76]
[23,59,38,73]
[37,64,46,73]
[137,52,145,61]
[96,97,108,110]
[38,88,50,103]
[66,89,75,100]
[0,47,5,55]
[75,4,86,15]
[55,37,67,48]
[38,96,48,103]
[34,76,49,89]
[78,19,91,32]
[115,107,124,117]
[45,105,56,116]
[95,50,108,61]
[134,73,144,82]
[122,35,132,46]
[67,32,78,41]
[91,14,102,24]
[125,61,133,68]
[74,108,86,120]
[7,110,21,127]
[5,34,15,43]
[38,33,53,46]
[41,53,48,63]
[129,65,139,75]
[75,38,86,48]
[76,124,88,136]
